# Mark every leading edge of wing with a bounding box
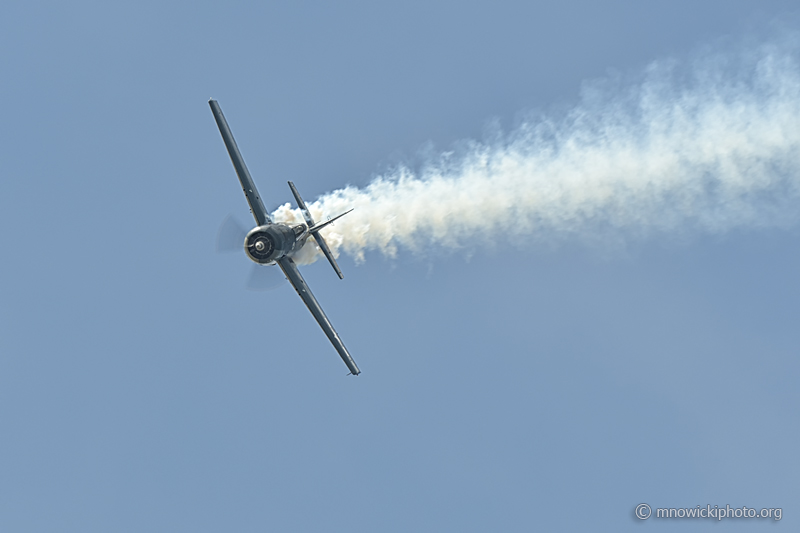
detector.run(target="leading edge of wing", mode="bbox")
[208,99,271,226]
[277,257,361,375]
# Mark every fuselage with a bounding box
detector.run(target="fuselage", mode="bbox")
[244,223,309,264]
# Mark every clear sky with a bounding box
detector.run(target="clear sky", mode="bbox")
[1,1,798,531]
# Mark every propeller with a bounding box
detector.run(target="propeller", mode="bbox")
[216,215,286,291]
[216,215,248,253]
[246,263,286,291]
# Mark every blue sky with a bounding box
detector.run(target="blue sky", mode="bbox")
[1,1,798,531]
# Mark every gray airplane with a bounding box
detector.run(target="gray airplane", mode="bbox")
[209,99,360,376]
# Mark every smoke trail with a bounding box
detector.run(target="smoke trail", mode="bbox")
[273,33,800,265]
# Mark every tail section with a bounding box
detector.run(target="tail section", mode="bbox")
[288,181,351,279]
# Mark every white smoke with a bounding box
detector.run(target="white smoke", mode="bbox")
[273,34,800,265]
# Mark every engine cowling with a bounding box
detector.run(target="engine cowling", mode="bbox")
[244,224,307,264]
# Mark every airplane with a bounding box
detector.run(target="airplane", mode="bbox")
[209,99,361,376]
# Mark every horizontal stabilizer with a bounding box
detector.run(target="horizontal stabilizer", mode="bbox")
[288,181,315,227]
[288,182,352,279]
[313,228,344,279]
[309,210,353,279]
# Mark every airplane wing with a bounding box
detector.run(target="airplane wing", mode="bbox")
[208,99,272,226]
[277,256,361,375]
